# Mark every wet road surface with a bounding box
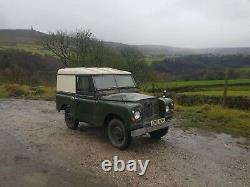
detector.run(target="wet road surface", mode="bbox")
[0,99,249,186]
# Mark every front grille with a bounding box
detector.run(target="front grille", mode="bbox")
[140,99,159,119]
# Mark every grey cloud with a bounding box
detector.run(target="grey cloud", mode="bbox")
[1,0,250,48]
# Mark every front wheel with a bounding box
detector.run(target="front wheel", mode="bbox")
[107,119,132,150]
[65,107,79,130]
[149,127,169,139]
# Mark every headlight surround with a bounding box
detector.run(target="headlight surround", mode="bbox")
[165,105,170,113]
[134,111,141,120]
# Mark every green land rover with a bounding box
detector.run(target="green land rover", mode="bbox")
[56,67,174,149]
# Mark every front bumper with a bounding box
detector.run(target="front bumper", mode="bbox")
[131,118,175,137]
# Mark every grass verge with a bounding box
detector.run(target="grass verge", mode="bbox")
[0,84,55,100]
[175,104,250,138]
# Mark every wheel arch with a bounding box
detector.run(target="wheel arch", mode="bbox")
[60,104,68,111]
[103,113,124,127]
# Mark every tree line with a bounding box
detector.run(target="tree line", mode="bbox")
[43,29,154,84]
[0,29,155,86]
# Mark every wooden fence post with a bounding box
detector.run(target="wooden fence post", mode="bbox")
[152,83,155,93]
[223,67,229,107]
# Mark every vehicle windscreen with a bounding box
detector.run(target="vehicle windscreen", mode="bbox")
[93,75,135,90]
[115,75,135,88]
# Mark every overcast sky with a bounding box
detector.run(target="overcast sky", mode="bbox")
[1,0,250,48]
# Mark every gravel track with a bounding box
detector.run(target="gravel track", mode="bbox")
[0,99,249,187]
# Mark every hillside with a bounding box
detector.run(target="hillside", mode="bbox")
[1,29,250,56]
[135,45,250,56]
[0,30,61,85]
[0,29,46,43]
[153,55,250,80]
[1,29,250,81]
[0,49,62,85]
[134,45,195,56]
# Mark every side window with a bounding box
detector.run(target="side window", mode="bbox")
[76,76,94,96]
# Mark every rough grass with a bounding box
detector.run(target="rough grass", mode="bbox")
[0,84,55,100]
[175,104,250,138]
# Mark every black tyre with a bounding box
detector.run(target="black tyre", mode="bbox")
[149,127,169,139]
[107,118,132,150]
[65,107,79,130]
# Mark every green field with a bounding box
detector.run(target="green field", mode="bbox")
[142,79,250,93]
[181,85,250,96]
[144,79,250,89]
[181,85,250,97]
[181,90,250,96]
[240,67,250,73]
[144,55,166,64]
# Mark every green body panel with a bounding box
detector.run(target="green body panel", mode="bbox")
[56,92,74,111]
[75,94,96,123]
[101,92,155,102]
[56,92,142,129]
[56,91,173,131]
[95,100,141,129]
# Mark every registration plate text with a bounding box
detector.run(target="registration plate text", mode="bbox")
[150,118,166,127]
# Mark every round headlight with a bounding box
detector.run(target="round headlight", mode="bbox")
[166,105,170,113]
[134,111,141,120]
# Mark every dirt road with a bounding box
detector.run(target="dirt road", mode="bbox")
[0,99,249,187]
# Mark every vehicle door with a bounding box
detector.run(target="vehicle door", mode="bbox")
[75,75,96,124]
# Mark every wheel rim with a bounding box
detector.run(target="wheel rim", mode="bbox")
[109,124,124,146]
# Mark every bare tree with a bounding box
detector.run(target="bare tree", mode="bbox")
[121,47,142,77]
[72,30,93,66]
[92,40,104,66]
[43,29,152,83]
[43,31,72,67]
[43,29,105,67]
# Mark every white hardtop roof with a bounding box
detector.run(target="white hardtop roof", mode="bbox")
[58,67,131,75]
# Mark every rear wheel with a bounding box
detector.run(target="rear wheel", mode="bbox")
[65,107,79,130]
[149,127,169,139]
[107,119,131,150]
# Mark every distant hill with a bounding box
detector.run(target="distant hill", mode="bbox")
[1,29,250,56]
[153,54,250,80]
[134,45,250,56]
[134,45,194,56]
[0,29,46,43]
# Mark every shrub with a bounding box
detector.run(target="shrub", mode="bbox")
[0,84,55,100]
[4,84,31,97]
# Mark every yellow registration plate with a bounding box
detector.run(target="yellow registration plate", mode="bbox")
[150,118,166,127]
